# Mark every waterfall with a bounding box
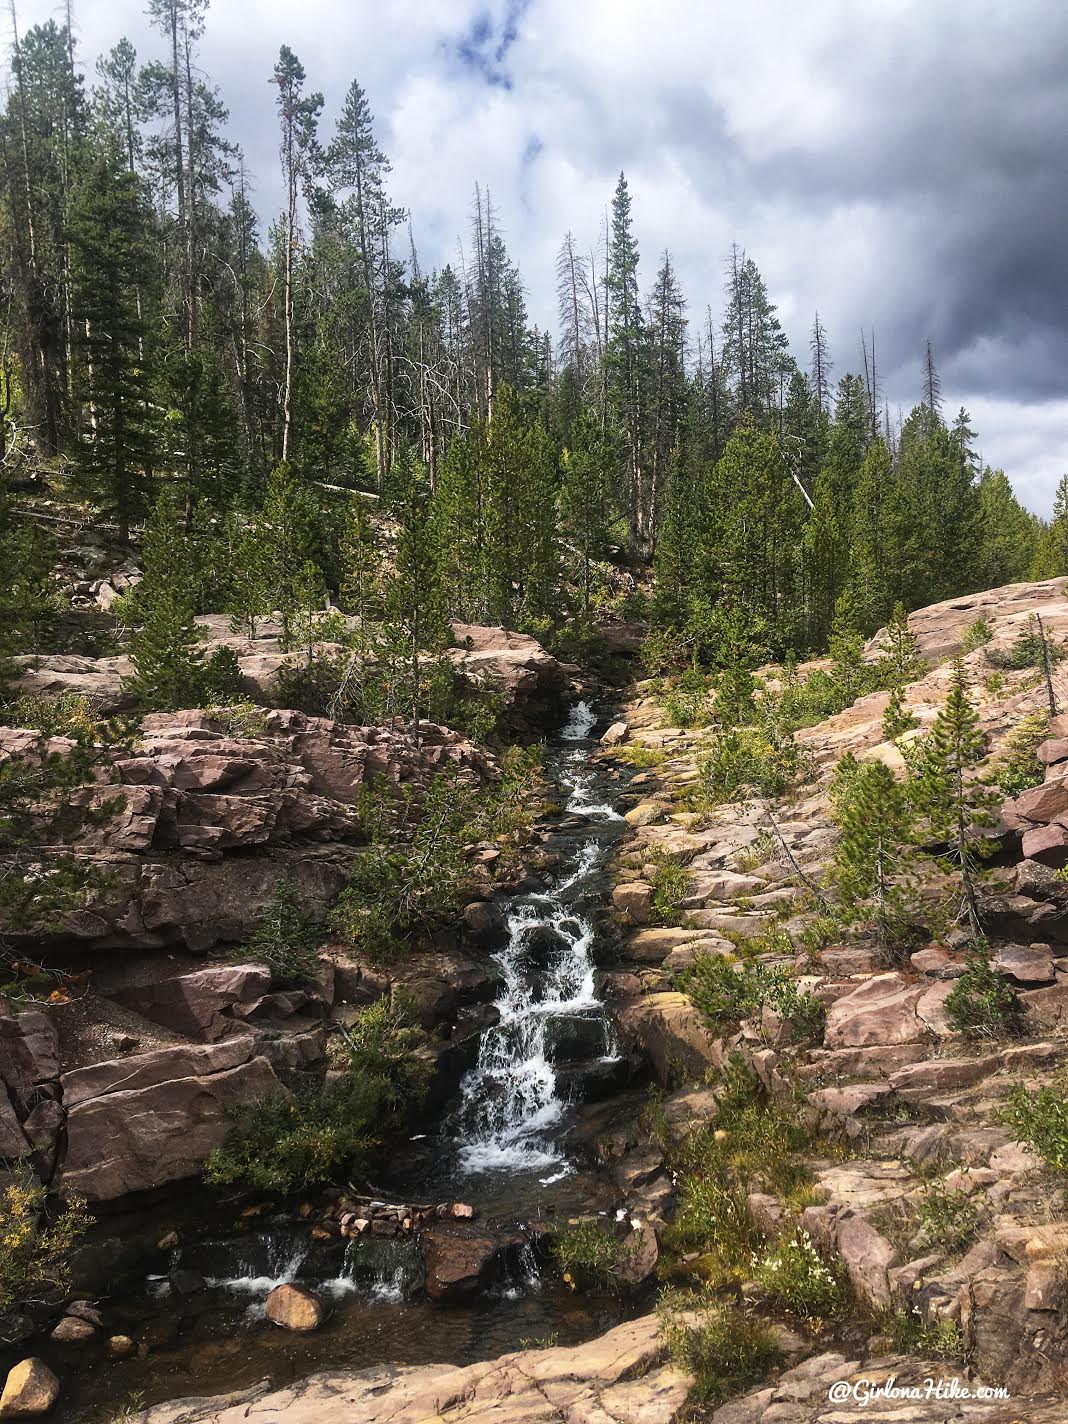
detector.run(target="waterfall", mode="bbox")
[454,701,619,1180]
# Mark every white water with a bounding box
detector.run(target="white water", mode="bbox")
[454,701,620,1178]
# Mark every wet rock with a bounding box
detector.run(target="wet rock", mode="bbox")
[461,900,509,949]
[0,1358,59,1417]
[264,1283,325,1332]
[419,1221,525,1302]
[49,1317,95,1344]
[105,1335,135,1360]
[615,1222,659,1287]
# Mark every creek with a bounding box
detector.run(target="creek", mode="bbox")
[55,702,640,1420]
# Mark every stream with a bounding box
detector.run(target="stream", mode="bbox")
[57,702,639,1420]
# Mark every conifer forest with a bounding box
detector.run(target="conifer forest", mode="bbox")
[2,4,1068,1423]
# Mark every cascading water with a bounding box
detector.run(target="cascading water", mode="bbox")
[453,701,622,1182]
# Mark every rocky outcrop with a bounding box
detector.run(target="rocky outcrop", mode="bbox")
[9,620,570,732]
[3,709,491,952]
[710,1352,1064,1423]
[448,622,570,731]
[57,1037,284,1201]
[1005,713,1068,866]
[131,1314,691,1424]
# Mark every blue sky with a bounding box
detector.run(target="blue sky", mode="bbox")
[17,0,1068,512]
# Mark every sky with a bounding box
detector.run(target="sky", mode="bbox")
[17,0,1068,513]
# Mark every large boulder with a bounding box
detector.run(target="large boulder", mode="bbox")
[614,992,720,1086]
[418,1220,527,1302]
[449,622,569,729]
[0,1359,60,1417]
[58,1037,283,1201]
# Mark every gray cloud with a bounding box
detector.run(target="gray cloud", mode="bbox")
[18,0,1068,510]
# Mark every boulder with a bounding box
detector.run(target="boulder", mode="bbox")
[823,974,930,1049]
[612,882,653,924]
[1021,822,1068,866]
[614,1222,659,1288]
[59,1042,284,1201]
[600,721,629,747]
[419,1221,526,1302]
[264,1283,325,1333]
[49,1317,95,1344]
[0,1359,59,1417]
[1013,774,1068,825]
[614,992,720,1086]
[113,964,272,1040]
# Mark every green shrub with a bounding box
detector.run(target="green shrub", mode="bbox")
[696,726,799,805]
[991,711,1049,798]
[734,830,777,873]
[682,955,825,1045]
[943,947,1023,1040]
[205,1000,430,1194]
[751,1229,844,1317]
[660,1292,783,1405]
[662,667,713,728]
[1000,1081,1068,1176]
[649,852,692,926]
[0,1172,92,1314]
[882,1310,967,1360]
[612,742,665,769]
[960,617,993,654]
[985,617,1065,671]
[549,1219,632,1292]
[917,1179,979,1251]
[234,878,323,985]
[332,750,541,958]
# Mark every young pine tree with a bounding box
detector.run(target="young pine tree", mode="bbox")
[914,660,996,932]
[126,490,208,710]
[832,758,916,952]
[384,461,448,734]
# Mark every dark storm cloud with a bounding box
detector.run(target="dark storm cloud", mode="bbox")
[16,0,1068,506]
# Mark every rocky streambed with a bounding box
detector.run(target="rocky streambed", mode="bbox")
[4,699,671,1422]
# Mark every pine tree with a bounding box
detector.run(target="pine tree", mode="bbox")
[914,659,996,932]
[882,686,919,741]
[385,454,448,733]
[560,407,613,617]
[126,489,207,709]
[68,153,156,540]
[832,758,915,951]
[881,603,927,686]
